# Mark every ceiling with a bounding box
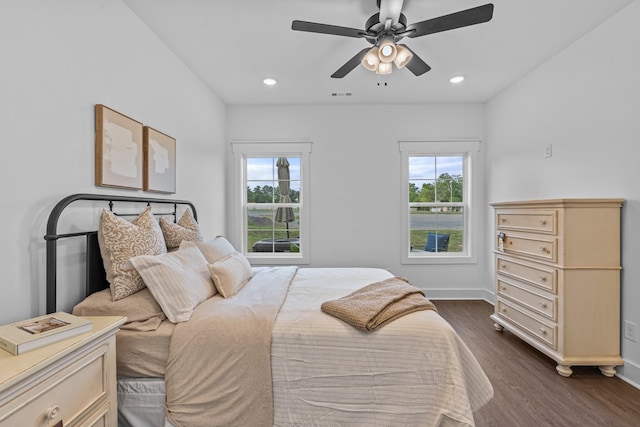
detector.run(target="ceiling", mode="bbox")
[122,0,633,106]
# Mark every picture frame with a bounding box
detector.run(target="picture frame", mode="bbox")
[143,126,176,194]
[95,104,144,190]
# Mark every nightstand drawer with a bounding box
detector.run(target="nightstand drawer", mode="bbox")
[497,210,557,234]
[497,278,556,320]
[497,255,556,293]
[503,234,557,263]
[496,299,557,349]
[0,343,109,427]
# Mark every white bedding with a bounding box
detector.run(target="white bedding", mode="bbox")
[271,268,493,426]
[117,267,493,426]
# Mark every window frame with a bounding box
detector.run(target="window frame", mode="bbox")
[399,140,480,265]
[232,141,312,265]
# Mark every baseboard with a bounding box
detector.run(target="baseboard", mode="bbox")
[617,359,640,390]
[427,288,495,301]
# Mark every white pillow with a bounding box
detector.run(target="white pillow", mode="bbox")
[208,252,253,298]
[182,236,236,263]
[130,244,216,322]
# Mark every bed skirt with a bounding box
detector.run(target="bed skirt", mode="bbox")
[117,378,166,427]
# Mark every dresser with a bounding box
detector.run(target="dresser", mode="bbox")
[0,316,126,426]
[490,199,623,377]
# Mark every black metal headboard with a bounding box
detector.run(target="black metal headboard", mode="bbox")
[44,193,197,314]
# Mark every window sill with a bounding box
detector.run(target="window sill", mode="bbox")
[402,253,477,265]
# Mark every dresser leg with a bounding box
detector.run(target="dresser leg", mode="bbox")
[599,365,616,377]
[556,364,573,377]
[493,323,504,332]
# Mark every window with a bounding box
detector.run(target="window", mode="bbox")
[399,140,479,264]
[232,142,311,264]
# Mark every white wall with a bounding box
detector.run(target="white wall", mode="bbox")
[0,0,227,323]
[227,104,488,298]
[485,1,640,386]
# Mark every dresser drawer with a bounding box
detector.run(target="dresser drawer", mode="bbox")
[497,210,557,235]
[0,344,109,427]
[496,299,557,349]
[503,234,557,263]
[496,256,556,293]
[497,278,556,320]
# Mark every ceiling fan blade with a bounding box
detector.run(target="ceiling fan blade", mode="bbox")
[407,3,494,38]
[378,0,405,26]
[292,20,366,38]
[331,48,370,78]
[399,45,431,76]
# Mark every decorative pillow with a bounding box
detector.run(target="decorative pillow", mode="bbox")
[98,207,167,301]
[129,244,216,323]
[208,251,253,298]
[159,209,203,252]
[182,236,236,264]
[72,288,166,331]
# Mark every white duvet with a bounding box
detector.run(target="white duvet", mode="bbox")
[271,268,493,426]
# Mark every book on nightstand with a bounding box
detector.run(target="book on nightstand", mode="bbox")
[0,312,93,355]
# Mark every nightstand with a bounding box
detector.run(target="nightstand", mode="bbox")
[0,316,126,426]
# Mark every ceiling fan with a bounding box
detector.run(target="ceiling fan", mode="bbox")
[291,0,494,78]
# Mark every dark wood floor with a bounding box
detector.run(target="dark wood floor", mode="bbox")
[435,300,640,427]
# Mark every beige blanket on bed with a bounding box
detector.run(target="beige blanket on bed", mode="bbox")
[164,266,297,427]
[320,276,437,331]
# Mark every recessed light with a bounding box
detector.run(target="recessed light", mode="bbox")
[263,78,277,86]
[450,75,465,84]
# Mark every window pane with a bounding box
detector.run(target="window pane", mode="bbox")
[247,206,301,253]
[246,158,276,181]
[409,180,436,203]
[410,206,464,253]
[409,156,435,180]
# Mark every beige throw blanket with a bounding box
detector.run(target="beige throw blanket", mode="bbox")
[321,276,437,331]
[165,266,297,427]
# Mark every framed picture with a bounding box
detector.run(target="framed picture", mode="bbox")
[143,126,176,193]
[95,104,144,190]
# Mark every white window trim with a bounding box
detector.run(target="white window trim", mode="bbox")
[399,140,480,265]
[231,141,312,265]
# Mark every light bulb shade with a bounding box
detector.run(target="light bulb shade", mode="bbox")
[377,38,397,64]
[361,47,380,72]
[376,62,392,75]
[393,45,413,69]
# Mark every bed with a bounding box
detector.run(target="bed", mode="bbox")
[46,194,493,427]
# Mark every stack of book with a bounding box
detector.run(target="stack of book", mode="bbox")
[0,312,93,355]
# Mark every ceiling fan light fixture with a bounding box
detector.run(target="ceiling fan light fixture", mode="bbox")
[361,47,380,71]
[376,62,392,75]
[393,45,413,69]
[450,75,465,84]
[377,37,397,63]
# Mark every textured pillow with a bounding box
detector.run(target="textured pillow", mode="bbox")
[182,236,236,264]
[130,244,216,323]
[159,209,203,252]
[208,251,253,298]
[98,207,167,301]
[72,288,166,331]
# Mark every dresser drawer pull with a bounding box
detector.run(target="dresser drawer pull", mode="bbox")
[539,328,548,335]
[501,218,507,223]
[540,246,550,254]
[539,302,548,309]
[540,276,547,282]
[501,264,507,269]
[46,405,61,420]
[500,285,507,291]
[540,220,547,226]
[501,307,507,313]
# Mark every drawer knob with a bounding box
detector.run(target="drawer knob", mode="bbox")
[540,220,547,226]
[501,218,507,223]
[539,328,547,335]
[539,302,548,309]
[540,247,550,254]
[501,307,507,313]
[540,276,547,282]
[500,286,507,291]
[46,405,60,420]
[501,264,507,269]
